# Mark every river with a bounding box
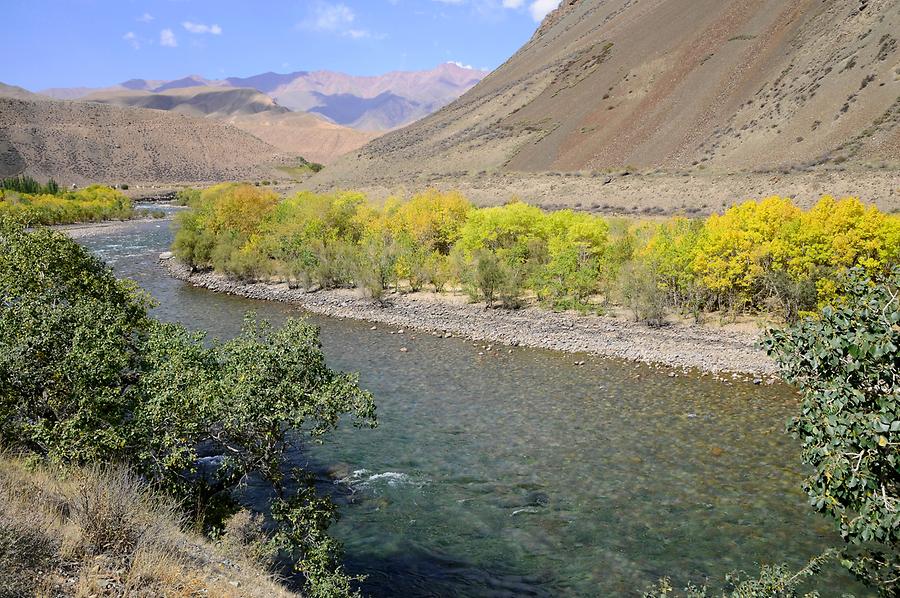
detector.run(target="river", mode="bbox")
[75,213,866,597]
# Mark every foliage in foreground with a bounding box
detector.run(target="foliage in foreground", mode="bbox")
[0,184,134,225]
[643,550,835,597]
[173,184,900,323]
[0,218,376,596]
[765,267,900,595]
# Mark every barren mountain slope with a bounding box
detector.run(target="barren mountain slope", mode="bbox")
[83,86,289,118]
[0,96,293,185]
[260,63,489,129]
[81,86,377,163]
[315,0,900,190]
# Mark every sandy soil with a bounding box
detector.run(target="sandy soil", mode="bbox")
[306,168,900,215]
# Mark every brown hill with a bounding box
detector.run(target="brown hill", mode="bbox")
[0,82,42,102]
[0,95,294,185]
[82,86,377,164]
[224,111,377,166]
[315,0,900,196]
[83,86,289,118]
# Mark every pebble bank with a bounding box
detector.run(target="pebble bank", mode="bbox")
[160,255,778,378]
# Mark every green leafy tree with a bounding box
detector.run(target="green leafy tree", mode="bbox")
[473,250,504,306]
[764,266,900,594]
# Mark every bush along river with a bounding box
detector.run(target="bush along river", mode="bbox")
[72,213,868,597]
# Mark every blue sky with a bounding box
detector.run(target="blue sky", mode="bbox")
[3,0,561,91]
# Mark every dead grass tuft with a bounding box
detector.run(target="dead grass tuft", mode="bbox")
[0,454,299,597]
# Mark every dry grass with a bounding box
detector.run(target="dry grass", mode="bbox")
[0,455,300,597]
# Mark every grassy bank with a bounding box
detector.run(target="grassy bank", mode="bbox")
[0,183,137,225]
[172,184,900,325]
[0,455,298,597]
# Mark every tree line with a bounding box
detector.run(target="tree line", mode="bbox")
[173,184,900,324]
[1,175,60,195]
[0,183,135,225]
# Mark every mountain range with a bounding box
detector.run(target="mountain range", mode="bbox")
[77,86,378,165]
[40,63,489,132]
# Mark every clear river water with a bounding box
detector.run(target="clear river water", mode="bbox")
[74,213,868,597]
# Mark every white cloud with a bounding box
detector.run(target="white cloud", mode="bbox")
[137,12,154,23]
[298,2,374,39]
[433,0,558,21]
[160,28,177,47]
[182,21,223,35]
[448,60,475,69]
[528,0,560,21]
[123,31,140,49]
[302,3,355,31]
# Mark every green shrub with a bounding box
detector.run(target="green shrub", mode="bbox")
[175,187,201,206]
[764,266,900,594]
[473,250,504,306]
[1,175,59,195]
[643,551,835,597]
[619,260,667,326]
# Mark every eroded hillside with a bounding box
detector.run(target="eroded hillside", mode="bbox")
[315,0,899,196]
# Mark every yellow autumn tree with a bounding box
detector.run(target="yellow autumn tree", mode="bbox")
[692,196,801,308]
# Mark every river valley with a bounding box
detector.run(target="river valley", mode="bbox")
[72,212,867,597]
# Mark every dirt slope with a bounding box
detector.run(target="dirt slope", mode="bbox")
[82,86,378,164]
[0,95,293,185]
[315,0,899,195]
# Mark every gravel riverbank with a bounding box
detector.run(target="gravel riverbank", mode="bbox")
[55,217,168,239]
[160,255,778,378]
